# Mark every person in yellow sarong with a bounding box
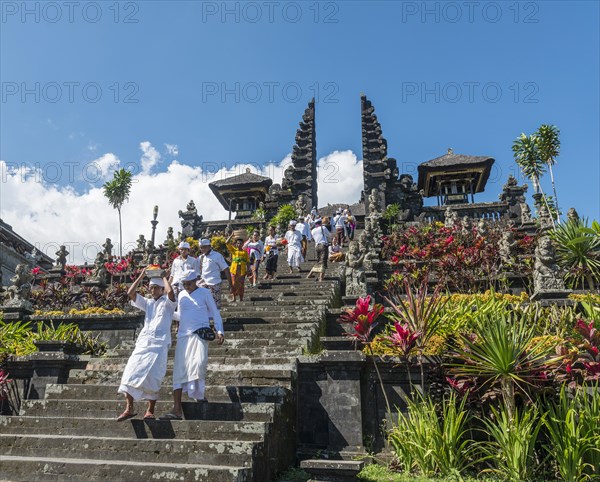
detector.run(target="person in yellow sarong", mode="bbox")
[226,235,249,302]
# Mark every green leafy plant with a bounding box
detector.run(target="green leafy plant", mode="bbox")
[450,311,562,420]
[479,402,543,481]
[543,385,599,482]
[388,391,477,477]
[551,218,600,290]
[269,204,296,231]
[0,321,36,356]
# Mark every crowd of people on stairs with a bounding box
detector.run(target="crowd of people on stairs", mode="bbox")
[116,206,354,421]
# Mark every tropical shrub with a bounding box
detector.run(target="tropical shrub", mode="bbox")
[449,311,563,418]
[543,385,600,482]
[388,391,477,477]
[384,277,446,355]
[551,218,600,290]
[381,222,535,293]
[270,204,296,230]
[479,403,543,481]
[0,321,107,357]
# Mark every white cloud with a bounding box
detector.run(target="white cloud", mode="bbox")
[0,150,364,264]
[316,150,363,207]
[90,153,120,181]
[164,143,179,157]
[140,141,161,174]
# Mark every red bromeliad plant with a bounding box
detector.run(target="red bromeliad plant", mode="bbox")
[338,296,391,416]
[338,295,385,346]
[387,322,422,359]
[557,319,600,387]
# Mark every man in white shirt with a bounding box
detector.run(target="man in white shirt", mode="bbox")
[285,220,304,274]
[161,270,225,420]
[309,218,331,282]
[117,267,176,421]
[169,241,199,296]
[197,238,231,309]
[333,209,347,246]
[295,217,312,260]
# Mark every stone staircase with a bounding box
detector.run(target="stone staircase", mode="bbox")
[0,250,342,481]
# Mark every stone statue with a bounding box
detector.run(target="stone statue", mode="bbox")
[102,238,113,259]
[368,188,380,214]
[152,254,162,267]
[460,216,471,235]
[444,207,459,228]
[164,227,174,245]
[136,234,146,251]
[567,208,580,224]
[54,245,69,270]
[533,236,565,293]
[25,248,41,267]
[499,229,518,267]
[520,203,532,224]
[476,219,488,238]
[295,194,307,217]
[142,240,155,264]
[3,263,33,307]
[90,252,108,285]
[344,241,367,297]
[537,204,553,232]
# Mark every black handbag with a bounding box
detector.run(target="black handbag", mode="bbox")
[194,327,216,341]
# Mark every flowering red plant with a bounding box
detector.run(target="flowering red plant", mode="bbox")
[338,295,385,344]
[387,322,421,358]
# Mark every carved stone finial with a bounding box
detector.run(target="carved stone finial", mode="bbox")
[567,208,580,224]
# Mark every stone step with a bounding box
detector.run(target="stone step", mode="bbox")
[0,433,260,466]
[0,455,251,482]
[20,400,278,422]
[0,415,269,441]
[84,356,297,372]
[111,346,304,358]
[221,300,329,309]
[68,368,295,387]
[208,322,317,332]
[44,384,289,403]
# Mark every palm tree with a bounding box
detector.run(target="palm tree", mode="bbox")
[536,124,561,223]
[512,133,554,227]
[102,168,133,257]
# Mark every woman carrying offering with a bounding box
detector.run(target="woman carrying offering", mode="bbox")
[226,234,250,302]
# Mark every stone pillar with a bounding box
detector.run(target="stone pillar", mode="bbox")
[297,351,366,457]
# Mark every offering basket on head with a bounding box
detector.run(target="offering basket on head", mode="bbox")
[145,264,165,278]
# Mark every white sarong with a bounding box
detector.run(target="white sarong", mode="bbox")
[118,336,169,401]
[172,333,208,400]
[287,245,304,268]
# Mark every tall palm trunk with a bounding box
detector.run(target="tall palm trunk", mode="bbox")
[547,163,560,223]
[535,177,555,229]
[118,208,123,258]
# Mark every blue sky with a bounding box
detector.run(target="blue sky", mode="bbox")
[1,0,599,262]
